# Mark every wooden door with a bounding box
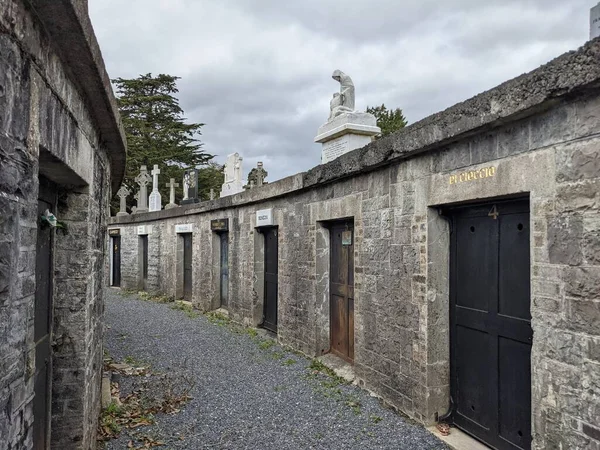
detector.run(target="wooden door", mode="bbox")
[183,233,193,301]
[329,221,354,362]
[111,236,121,287]
[450,199,532,450]
[34,179,55,449]
[263,227,278,333]
[220,232,229,308]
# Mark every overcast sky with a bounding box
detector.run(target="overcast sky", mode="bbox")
[89,0,592,182]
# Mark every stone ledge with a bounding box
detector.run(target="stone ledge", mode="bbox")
[29,0,127,193]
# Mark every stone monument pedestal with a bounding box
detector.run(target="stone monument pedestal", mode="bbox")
[220,182,244,197]
[315,112,380,164]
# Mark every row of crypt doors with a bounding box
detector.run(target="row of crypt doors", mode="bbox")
[324,201,532,450]
[181,228,278,331]
[107,197,532,450]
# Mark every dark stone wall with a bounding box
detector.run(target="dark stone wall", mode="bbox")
[0,1,122,449]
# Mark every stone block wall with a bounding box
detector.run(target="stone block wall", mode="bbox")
[0,1,125,449]
[111,40,600,450]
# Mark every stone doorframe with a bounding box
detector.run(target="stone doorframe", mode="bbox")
[251,226,278,327]
[311,194,362,357]
[210,229,229,311]
[315,215,357,357]
[422,151,554,429]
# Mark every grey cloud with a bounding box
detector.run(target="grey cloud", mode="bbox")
[89,0,592,181]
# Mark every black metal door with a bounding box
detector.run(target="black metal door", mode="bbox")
[141,235,148,290]
[183,234,193,301]
[34,180,55,450]
[112,236,121,287]
[329,221,354,362]
[220,232,229,308]
[263,228,278,333]
[450,199,532,450]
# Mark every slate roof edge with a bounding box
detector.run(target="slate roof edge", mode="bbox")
[110,38,600,225]
[30,0,127,193]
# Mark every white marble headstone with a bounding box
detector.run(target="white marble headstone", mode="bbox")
[148,165,162,212]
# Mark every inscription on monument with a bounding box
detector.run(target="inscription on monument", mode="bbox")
[322,136,349,164]
[591,3,600,39]
[449,166,496,185]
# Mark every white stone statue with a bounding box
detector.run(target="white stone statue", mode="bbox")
[134,165,152,213]
[116,185,131,216]
[221,153,244,198]
[315,70,380,164]
[182,172,190,201]
[165,178,179,209]
[329,69,355,120]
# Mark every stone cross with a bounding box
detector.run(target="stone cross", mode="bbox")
[134,166,152,213]
[148,164,162,212]
[116,185,130,216]
[210,189,215,200]
[256,162,265,187]
[165,178,179,210]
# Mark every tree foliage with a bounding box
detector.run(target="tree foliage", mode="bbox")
[112,73,213,210]
[366,103,408,138]
[197,163,225,200]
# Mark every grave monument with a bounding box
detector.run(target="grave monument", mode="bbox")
[148,164,162,212]
[116,185,131,216]
[315,70,380,164]
[134,165,152,213]
[220,153,244,197]
[181,168,199,204]
[165,178,179,209]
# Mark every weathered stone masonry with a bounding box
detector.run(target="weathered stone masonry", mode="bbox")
[1,1,126,449]
[112,41,600,449]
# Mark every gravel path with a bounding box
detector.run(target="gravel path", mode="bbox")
[103,289,447,450]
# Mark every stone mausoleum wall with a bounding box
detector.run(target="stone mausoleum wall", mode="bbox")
[111,40,600,449]
[0,1,126,449]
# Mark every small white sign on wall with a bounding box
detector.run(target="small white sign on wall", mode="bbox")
[175,223,193,234]
[137,225,152,235]
[256,208,274,227]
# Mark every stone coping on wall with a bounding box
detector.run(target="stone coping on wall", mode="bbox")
[111,38,600,226]
[29,0,127,192]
